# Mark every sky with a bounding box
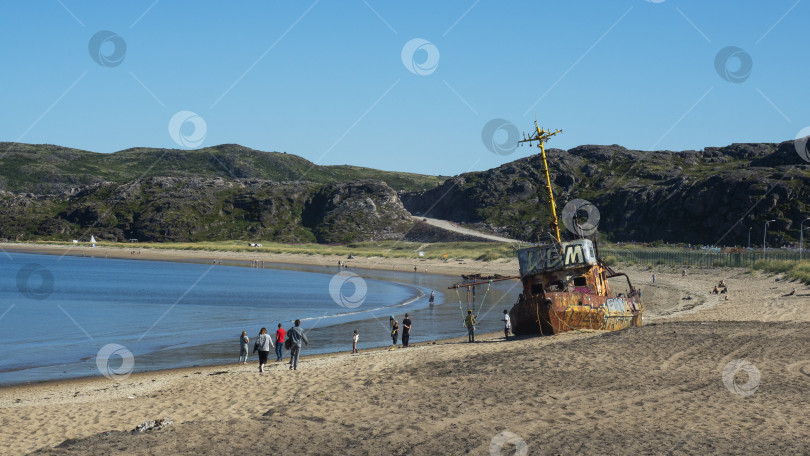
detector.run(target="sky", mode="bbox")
[0,0,807,176]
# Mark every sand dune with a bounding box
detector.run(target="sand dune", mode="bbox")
[2,256,810,455]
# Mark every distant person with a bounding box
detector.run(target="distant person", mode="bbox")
[502,310,511,341]
[287,319,309,370]
[352,330,359,354]
[682,269,686,277]
[402,313,412,348]
[253,327,274,373]
[275,323,286,362]
[429,291,435,305]
[464,310,477,343]
[239,331,249,364]
[390,317,399,346]
[652,273,656,284]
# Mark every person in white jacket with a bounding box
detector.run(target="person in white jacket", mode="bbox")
[253,327,275,372]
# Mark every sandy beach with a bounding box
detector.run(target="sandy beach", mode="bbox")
[2,245,810,455]
[0,242,519,277]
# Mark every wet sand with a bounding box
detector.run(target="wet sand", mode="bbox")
[2,246,810,455]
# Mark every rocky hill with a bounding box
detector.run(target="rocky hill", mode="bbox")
[0,140,807,245]
[401,140,810,246]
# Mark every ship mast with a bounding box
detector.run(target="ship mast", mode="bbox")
[518,121,563,243]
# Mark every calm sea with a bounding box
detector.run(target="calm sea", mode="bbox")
[0,251,520,385]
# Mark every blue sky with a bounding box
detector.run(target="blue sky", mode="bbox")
[1,0,806,176]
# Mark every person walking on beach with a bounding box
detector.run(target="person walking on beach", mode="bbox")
[352,330,359,354]
[402,313,412,348]
[390,317,399,346]
[502,310,511,341]
[239,331,249,364]
[464,310,477,343]
[652,273,656,284]
[287,319,308,370]
[253,327,274,373]
[275,323,286,362]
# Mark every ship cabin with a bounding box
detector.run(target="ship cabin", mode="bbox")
[516,239,611,299]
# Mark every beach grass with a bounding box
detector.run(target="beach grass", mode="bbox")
[752,259,810,284]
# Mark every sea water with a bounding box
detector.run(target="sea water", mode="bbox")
[0,251,521,385]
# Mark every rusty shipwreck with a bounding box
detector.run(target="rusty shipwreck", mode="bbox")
[452,122,643,335]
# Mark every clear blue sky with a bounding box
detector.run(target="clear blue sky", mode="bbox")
[1,0,806,176]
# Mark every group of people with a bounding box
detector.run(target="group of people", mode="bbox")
[240,320,309,372]
[238,289,516,371]
[389,313,412,347]
[711,279,729,294]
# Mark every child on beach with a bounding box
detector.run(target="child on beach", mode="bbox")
[352,330,359,354]
[390,318,399,346]
[239,331,249,364]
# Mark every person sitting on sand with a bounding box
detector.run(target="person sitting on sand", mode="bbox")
[254,327,274,373]
[239,331,249,365]
[287,319,309,370]
[464,310,477,343]
[712,285,719,294]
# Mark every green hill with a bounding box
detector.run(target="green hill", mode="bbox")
[0,143,442,193]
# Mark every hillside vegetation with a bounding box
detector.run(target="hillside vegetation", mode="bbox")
[1,140,807,245]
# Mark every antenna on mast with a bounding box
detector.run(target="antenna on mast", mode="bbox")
[518,121,563,244]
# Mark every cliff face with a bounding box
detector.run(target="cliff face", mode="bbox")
[400,140,810,245]
[0,177,416,243]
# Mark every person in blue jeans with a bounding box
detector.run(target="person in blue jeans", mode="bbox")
[287,319,309,370]
[275,323,285,362]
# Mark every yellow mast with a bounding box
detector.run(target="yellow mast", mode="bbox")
[518,121,563,243]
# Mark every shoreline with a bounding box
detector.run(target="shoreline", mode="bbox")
[0,241,786,390]
[4,245,810,454]
[0,241,520,276]
[1,243,514,389]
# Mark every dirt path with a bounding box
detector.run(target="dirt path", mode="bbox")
[414,216,517,243]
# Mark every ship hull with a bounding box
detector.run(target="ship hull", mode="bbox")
[509,292,642,336]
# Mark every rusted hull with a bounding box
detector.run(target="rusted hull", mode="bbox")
[509,292,642,336]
